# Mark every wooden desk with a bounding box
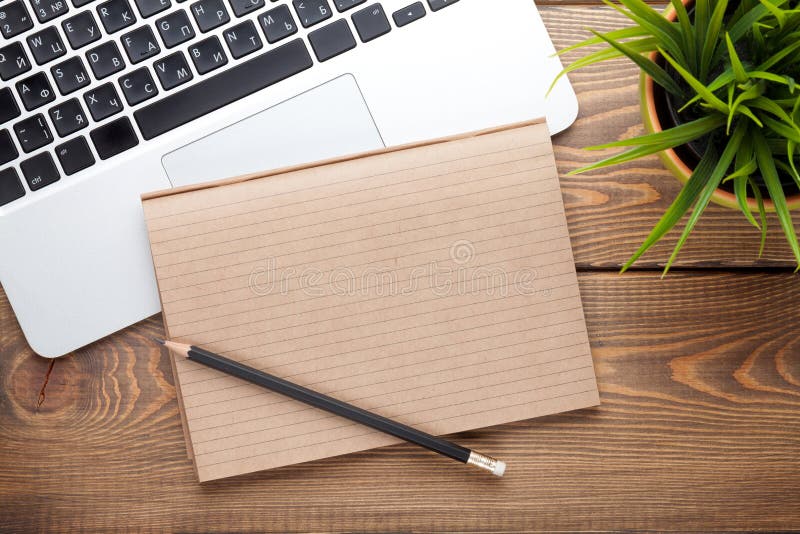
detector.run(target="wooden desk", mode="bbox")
[1,3,798,531]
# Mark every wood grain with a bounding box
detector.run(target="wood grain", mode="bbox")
[542,6,800,269]
[1,271,798,532]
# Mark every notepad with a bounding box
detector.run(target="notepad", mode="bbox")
[142,119,599,482]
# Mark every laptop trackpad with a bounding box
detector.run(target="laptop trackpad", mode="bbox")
[162,74,385,187]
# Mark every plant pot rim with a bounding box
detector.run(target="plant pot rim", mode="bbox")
[640,1,800,212]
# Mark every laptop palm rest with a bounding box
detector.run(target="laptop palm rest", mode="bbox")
[161,74,385,187]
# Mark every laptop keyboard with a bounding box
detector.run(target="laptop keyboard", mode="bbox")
[0,0,459,207]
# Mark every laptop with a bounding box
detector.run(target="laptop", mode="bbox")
[0,0,578,357]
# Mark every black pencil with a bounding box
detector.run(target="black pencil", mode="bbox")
[156,338,506,476]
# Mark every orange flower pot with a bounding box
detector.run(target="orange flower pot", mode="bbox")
[640,2,800,212]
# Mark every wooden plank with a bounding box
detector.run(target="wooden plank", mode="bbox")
[541,6,800,269]
[1,272,797,532]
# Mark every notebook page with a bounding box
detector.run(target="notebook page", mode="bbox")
[142,120,599,481]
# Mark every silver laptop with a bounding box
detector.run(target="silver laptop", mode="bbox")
[0,0,577,357]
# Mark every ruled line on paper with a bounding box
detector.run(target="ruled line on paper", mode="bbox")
[149,150,551,247]
[143,121,599,480]
[146,141,550,226]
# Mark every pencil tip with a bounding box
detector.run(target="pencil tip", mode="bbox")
[151,337,165,346]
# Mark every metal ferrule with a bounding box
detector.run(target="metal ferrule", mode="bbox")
[467,451,499,473]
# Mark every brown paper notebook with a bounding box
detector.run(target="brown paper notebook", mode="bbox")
[142,119,599,482]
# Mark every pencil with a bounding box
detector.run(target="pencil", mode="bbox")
[156,338,506,476]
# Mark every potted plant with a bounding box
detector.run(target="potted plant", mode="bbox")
[551,0,800,274]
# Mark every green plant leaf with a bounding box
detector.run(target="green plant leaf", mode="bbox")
[659,48,729,114]
[725,33,749,83]
[669,0,696,72]
[585,115,724,149]
[734,175,761,229]
[569,142,679,174]
[604,0,687,64]
[662,121,749,274]
[748,176,768,257]
[700,0,729,81]
[759,0,787,27]
[620,145,719,273]
[762,115,800,143]
[757,39,800,71]
[554,26,651,56]
[590,30,684,97]
[754,133,800,269]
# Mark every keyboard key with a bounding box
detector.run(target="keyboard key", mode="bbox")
[0,130,20,166]
[223,20,262,58]
[155,9,194,47]
[121,25,160,63]
[14,114,53,152]
[16,72,56,110]
[154,51,192,89]
[73,0,96,6]
[134,38,312,139]
[0,42,32,81]
[333,0,364,11]
[61,10,101,49]
[86,41,125,78]
[119,67,158,105]
[0,89,21,125]
[392,1,424,27]
[0,1,34,38]
[258,4,296,43]
[96,0,135,32]
[228,0,262,17]
[188,35,228,74]
[84,82,123,120]
[49,98,89,135]
[90,116,138,159]
[29,0,70,22]
[27,26,67,65]
[308,19,355,62]
[293,0,331,27]
[133,0,170,17]
[190,0,229,32]
[51,56,91,94]
[352,3,389,42]
[55,135,95,174]
[426,0,456,11]
[0,168,25,207]
[20,152,60,190]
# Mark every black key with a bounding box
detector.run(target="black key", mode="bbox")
[133,0,170,17]
[55,135,95,174]
[61,10,101,49]
[0,42,32,81]
[155,9,194,47]
[190,0,229,32]
[73,0,96,6]
[153,51,192,89]
[0,1,34,38]
[27,26,67,65]
[48,98,89,135]
[258,4,296,44]
[188,35,227,74]
[293,0,331,27]
[333,0,364,11]
[223,20,262,59]
[29,0,69,22]
[228,0,262,17]
[392,1,424,27]
[0,89,21,125]
[0,130,19,166]
[86,41,125,78]
[51,56,91,94]
[90,116,138,159]
[308,19,355,62]
[96,0,135,32]
[426,0,456,11]
[119,67,158,105]
[83,82,123,120]
[0,168,25,206]
[121,25,160,63]
[14,113,53,152]
[16,72,56,110]
[134,38,312,139]
[352,3,389,42]
[20,152,60,190]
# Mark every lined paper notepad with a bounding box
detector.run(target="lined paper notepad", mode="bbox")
[142,119,599,482]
